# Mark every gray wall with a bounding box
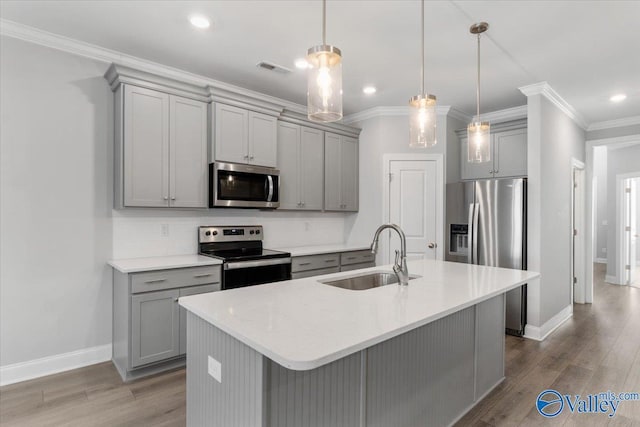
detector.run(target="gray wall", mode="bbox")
[0,36,114,365]
[593,146,608,261]
[605,144,640,280]
[527,95,586,327]
[587,124,640,141]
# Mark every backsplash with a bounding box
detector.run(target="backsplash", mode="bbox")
[112,209,349,259]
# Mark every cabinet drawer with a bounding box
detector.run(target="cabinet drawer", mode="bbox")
[291,267,340,280]
[292,254,340,272]
[340,261,376,272]
[131,266,221,294]
[340,250,375,266]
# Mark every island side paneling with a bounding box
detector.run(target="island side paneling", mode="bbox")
[186,294,506,427]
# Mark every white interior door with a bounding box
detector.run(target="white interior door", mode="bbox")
[388,160,438,261]
[573,167,585,303]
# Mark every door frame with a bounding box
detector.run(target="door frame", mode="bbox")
[381,153,444,264]
[571,159,585,304]
[585,134,640,303]
[616,172,640,285]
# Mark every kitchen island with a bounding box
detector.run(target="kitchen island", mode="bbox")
[179,258,540,427]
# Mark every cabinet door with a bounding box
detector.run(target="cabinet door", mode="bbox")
[131,289,179,368]
[214,103,248,164]
[248,112,278,167]
[341,136,359,211]
[493,128,527,178]
[277,122,301,209]
[324,132,342,211]
[169,96,208,208]
[123,85,170,207]
[300,127,324,210]
[460,135,494,180]
[178,284,220,355]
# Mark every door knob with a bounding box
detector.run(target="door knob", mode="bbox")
[428,243,437,249]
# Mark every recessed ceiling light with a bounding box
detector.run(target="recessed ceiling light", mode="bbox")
[610,94,627,102]
[363,86,377,95]
[189,15,210,29]
[295,58,310,70]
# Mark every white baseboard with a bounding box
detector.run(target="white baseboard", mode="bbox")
[594,258,607,264]
[0,344,112,386]
[605,274,623,285]
[524,305,573,341]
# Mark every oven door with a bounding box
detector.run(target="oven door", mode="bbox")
[223,258,292,290]
[210,162,280,208]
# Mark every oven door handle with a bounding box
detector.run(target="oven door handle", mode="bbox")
[266,175,274,202]
[224,257,291,270]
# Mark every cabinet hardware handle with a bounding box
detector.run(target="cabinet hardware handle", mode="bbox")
[193,273,212,278]
[164,197,169,201]
[244,155,249,159]
[347,257,357,260]
[325,259,336,263]
[145,279,167,284]
[171,197,176,200]
[174,298,179,302]
[298,262,312,266]
[249,156,254,160]
[494,169,499,173]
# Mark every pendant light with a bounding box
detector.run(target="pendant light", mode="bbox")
[306,0,342,123]
[467,22,490,163]
[409,0,437,147]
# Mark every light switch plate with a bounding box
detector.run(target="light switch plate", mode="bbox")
[208,356,222,383]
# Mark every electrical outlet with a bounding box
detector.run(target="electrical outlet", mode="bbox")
[161,224,169,237]
[208,356,222,383]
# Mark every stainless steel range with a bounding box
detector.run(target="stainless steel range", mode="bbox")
[198,225,291,290]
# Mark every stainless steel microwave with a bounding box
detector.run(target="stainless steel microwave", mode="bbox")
[209,162,280,209]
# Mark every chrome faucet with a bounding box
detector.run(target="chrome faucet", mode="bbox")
[370,224,410,286]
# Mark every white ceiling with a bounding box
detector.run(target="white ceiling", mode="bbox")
[1,1,639,124]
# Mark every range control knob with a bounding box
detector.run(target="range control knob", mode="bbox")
[212,230,218,236]
[255,229,261,235]
[205,231,211,236]
[250,230,255,235]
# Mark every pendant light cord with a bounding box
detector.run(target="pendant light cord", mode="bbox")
[476,33,481,120]
[322,0,326,45]
[421,0,425,96]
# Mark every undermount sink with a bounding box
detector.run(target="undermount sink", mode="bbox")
[320,271,421,291]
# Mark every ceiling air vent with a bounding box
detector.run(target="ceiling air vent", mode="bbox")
[256,61,292,74]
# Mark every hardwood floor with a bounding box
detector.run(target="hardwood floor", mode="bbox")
[2,263,639,426]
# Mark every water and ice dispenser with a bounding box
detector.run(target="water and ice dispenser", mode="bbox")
[449,224,469,256]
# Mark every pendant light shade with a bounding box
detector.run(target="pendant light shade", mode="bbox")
[307,0,342,123]
[409,0,437,147]
[467,22,490,163]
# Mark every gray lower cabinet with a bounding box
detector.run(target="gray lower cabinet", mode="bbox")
[112,265,221,381]
[291,249,375,279]
[325,133,359,212]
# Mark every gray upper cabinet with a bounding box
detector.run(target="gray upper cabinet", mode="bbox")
[325,132,358,212]
[118,84,207,208]
[214,103,277,167]
[460,120,527,180]
[123,85,170,207]
[277,122,324,210]
[170,96,208,208]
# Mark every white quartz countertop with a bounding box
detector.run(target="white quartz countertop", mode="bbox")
[108,255,222,273]
[274,243,370,257]
[180,258,540,371]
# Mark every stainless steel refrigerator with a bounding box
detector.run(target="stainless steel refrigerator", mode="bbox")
[445,178,527,336]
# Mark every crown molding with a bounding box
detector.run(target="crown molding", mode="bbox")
[518,82,588,130]
[479,105,527,124]
[586,115,640,132]
[342,106,470,125]
[280,109,361,137]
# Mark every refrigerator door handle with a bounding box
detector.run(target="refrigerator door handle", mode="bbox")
[468,203,475,264]
[472,202,480,264]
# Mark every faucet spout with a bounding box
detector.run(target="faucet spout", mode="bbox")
[370,224,410,286]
